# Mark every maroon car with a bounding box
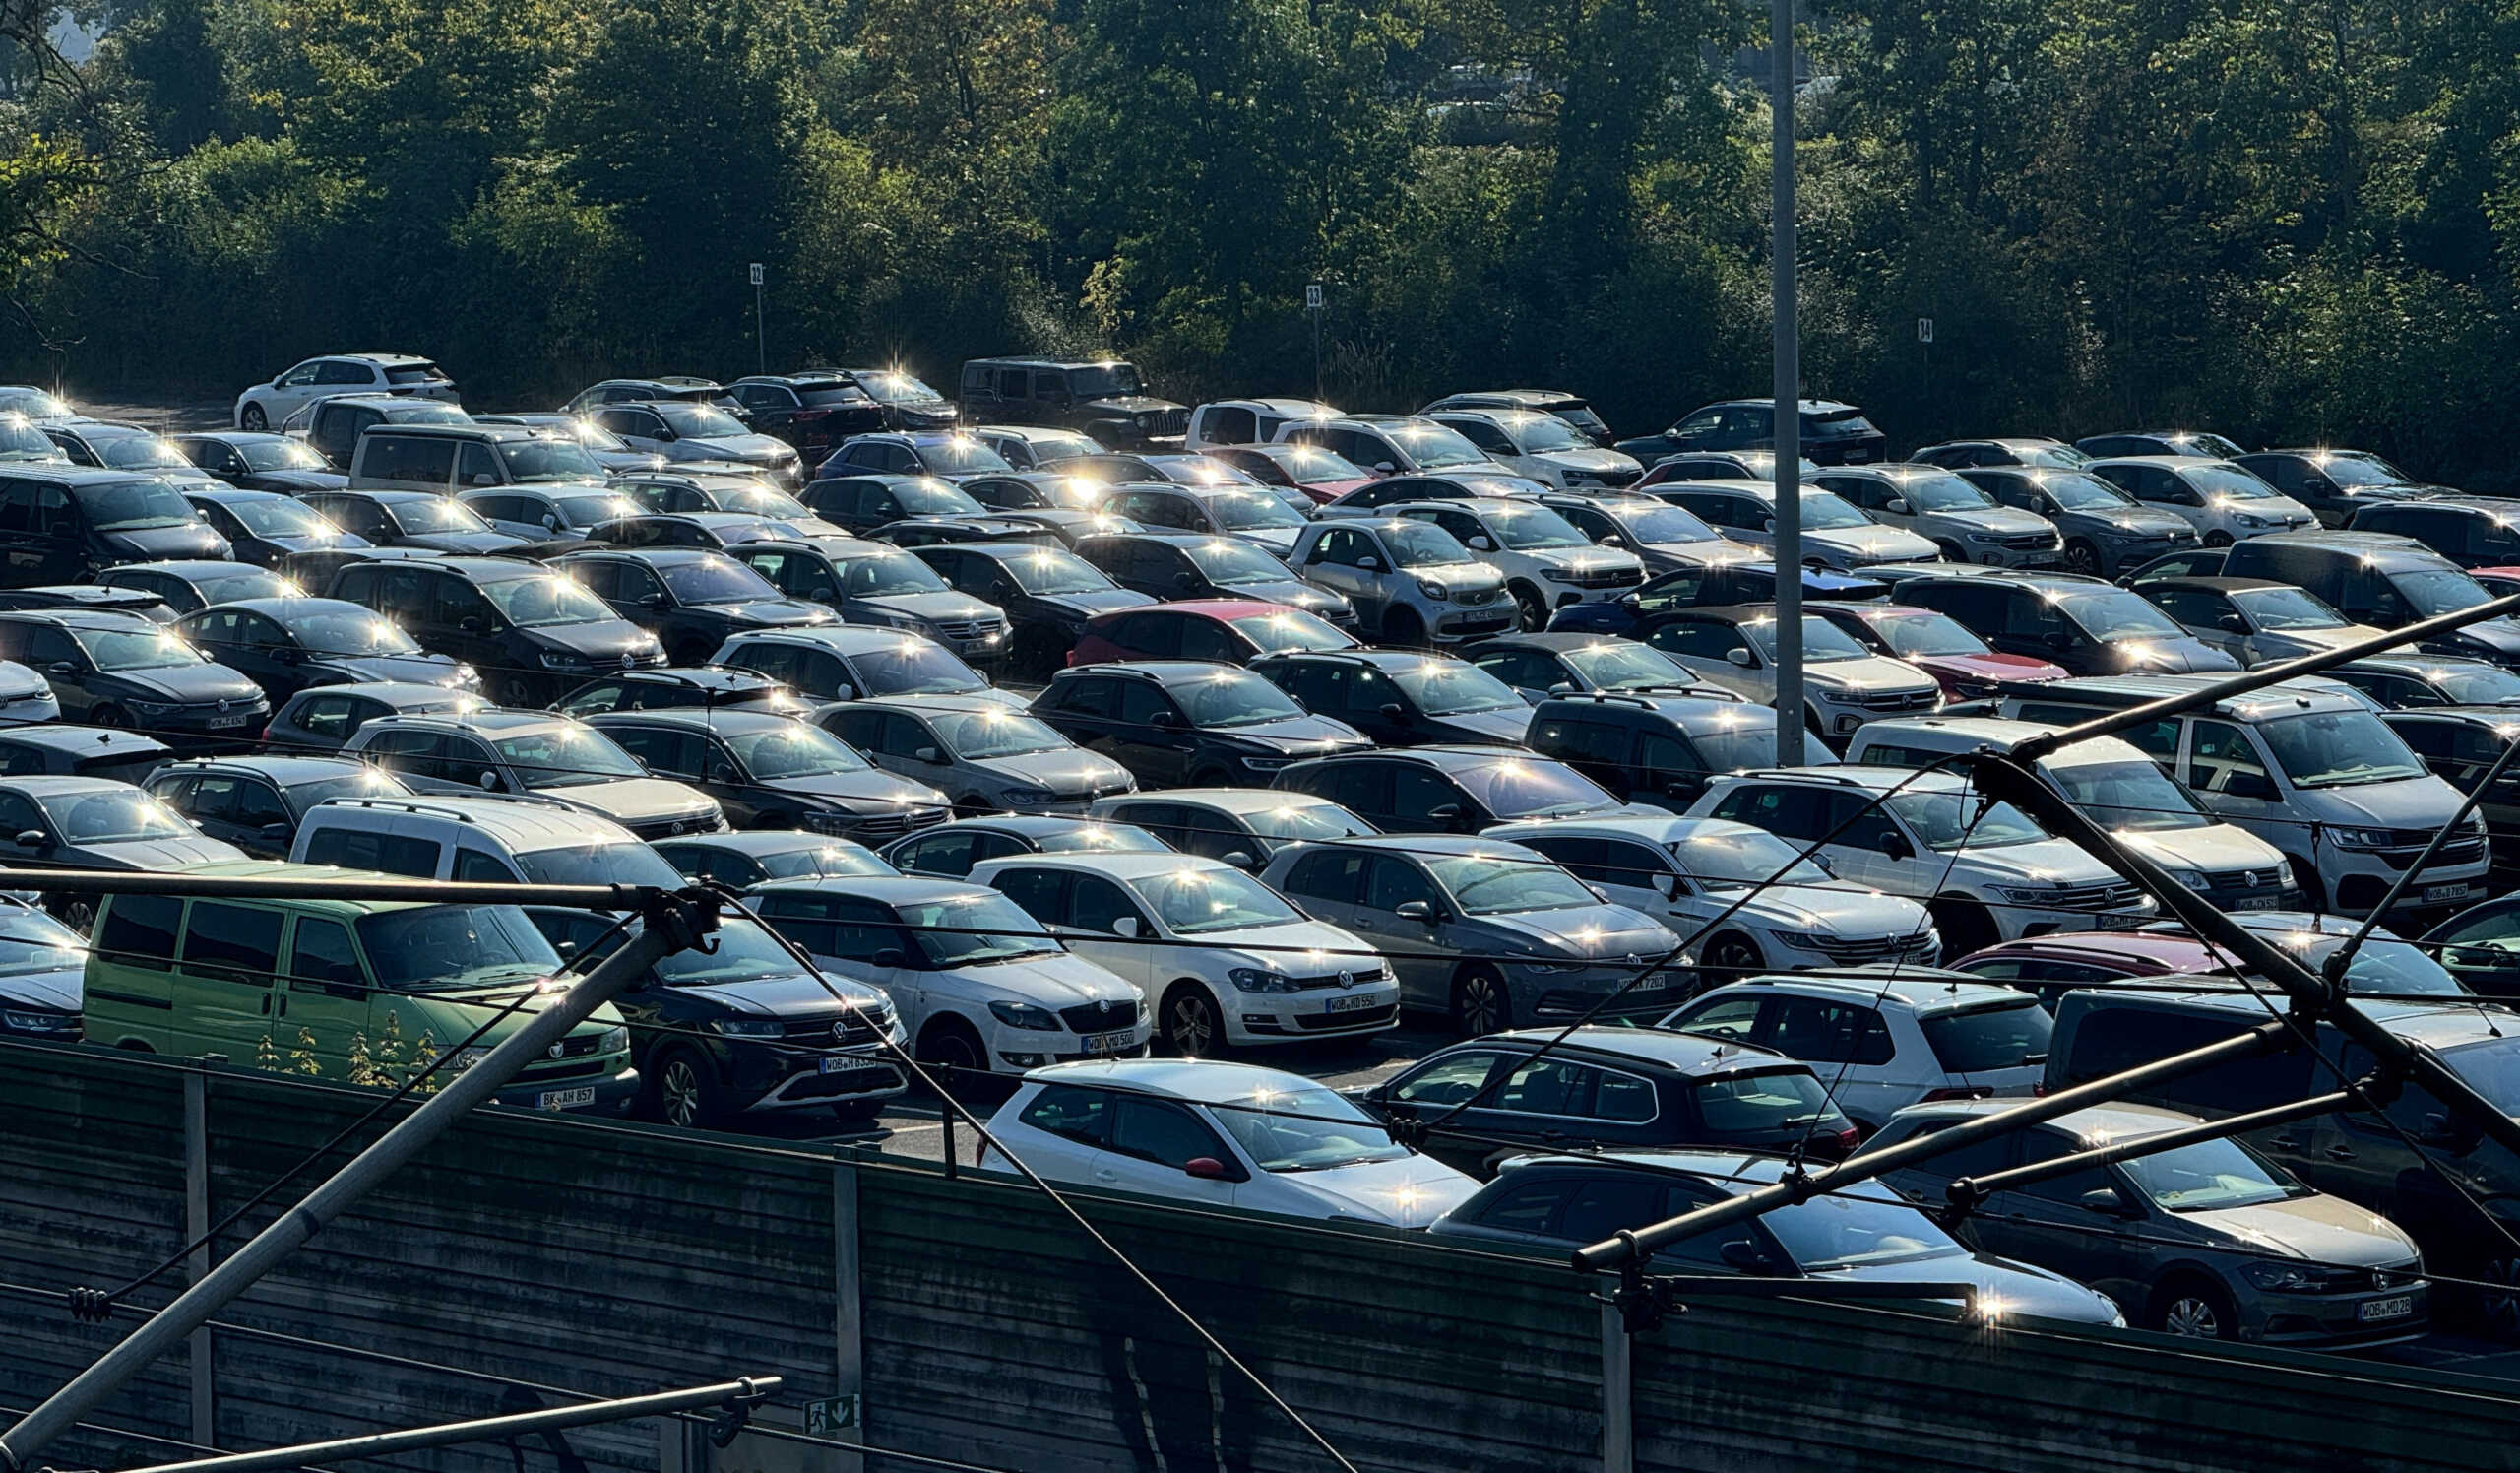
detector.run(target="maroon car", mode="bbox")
[1810,602,2069,702]
[1950,930,2226,994]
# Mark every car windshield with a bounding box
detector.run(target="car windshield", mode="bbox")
[72,480,197,531]
[1136,865,1304,934]
[1065,364,1144,398]
[933,708,1067,759]
[234,439,330,472]
[656,555,778,605]
[356,905,560,992]
[2190,465,2276,501]
[1391,660,1521,715]
[1620,505,1720,544]
[2436,1038,2520,1115]
[289,608,423,656]
[1481,506,1589,551]
[898,479,988,515]
[0,906,83,976]
[78,627,207,671]
[1918,1000,2052,1072]
[711,486,812,518]
[1882,790,2048,849]
[1185,540,1293,585]
[503,438,604,482]
[1798,490,1872,530]
[386,497,493,535]
[1229,609,1352,653]
[36,789,192,842]
[556,418,631,452]
[1763,1185,1970,1271]
[1453,757,1619,819]
[1898,473,1995,512]
[653,404,748,438]
[555,493,641,527]
[1386,422,1486,469]
[1386,522,1476,568]
[2117,1136,2300,1212]
[2429,664,2520,703]
[849,639,987,696]
[192,569,296,604]
[0,391,69,418]
[94,435,192,471]
[901,893,1058,967]
[513,841,685,889]
[1859,609,1988,658]
[852,371,943,404]
[0,420,56,460]
[1503,414,1589,453]
[218,496,338,538]
[752,842,892,878]
[1670,829,1831,887]
[1273,445,1370,485]
[1002,548,1113,596]
[1240,801,1374,843]
[1561,641,1697,690]
[483,573,616,626]
[2397,569,2492,617]
[493,726,647,788]
[2258,710,2426,788]
[1034,822,1166,854]
[2037,472,2136,510]
[839,551,947,597]
[1426,852,1600,913]
[1172,669,1305,727]
[1741,614,1873,665]
[1205,490,1304,532]
[1213,1084,1410,1171]
[1022,432,1102,462]
[2255,928,2462,994]
[2230,587,2350,630]
[2043,755,2210,831]
[725,723,871,778]
[2057,589,2186,640]
[1033,477,1109,510]
[2016,442,2092,469]
[650,917,811,987]
[915,437,1014,476]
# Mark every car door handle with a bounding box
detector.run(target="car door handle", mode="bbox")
[1093,1169,1119,1184]
[2267,1135,2303,1151]
[259,993,272,1015]
[2326,1145,2357,1162]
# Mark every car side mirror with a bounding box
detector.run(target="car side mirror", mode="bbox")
[1149,710,1181,730]
[458,615,486,634]
[2226,771,2280,801]
[1725,647,1756,668]
[1356,556,1381,571]
[1589,883,1610,902]
[832,684,854,701]
[44,661,80,678]
[914,745,946,764]
[2078,1185,2138,1218]
[2418,1112,2477,1149]
[870,947,907,969]
[1112,916,1140,938]
[653,428,677,443]
[1467,535,1494,551]
[2042,630,2072,650]
[1377,702,1405,720]
[1222,850,1255,870]
[258,822,292,844]
[1184,1156,1232,1181]
[1886,497,1911,515]
[542,514,562,531]
[14,829,49,851]
[1881,831,1915,862]
[476,769,503,792]
[638,593,669,610]
[1373,462,1396,474]
[1719,1239,1775,1275]
[1394,899,1437,924]
[1763,518,1778,533]
[1657,872,1685,899]
[1426,802,1464,829]
[1601,534,1625,547]
[468,473,497,487]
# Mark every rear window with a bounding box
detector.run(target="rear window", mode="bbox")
[384,363,447,385]
[74,753,165,786]
[301,826,442,877]
[1803,412,1878,439]
[799,386,867,408]
[1688,1068,1839,1137]
[1918,1000,2051,1073]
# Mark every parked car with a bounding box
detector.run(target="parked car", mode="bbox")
[821,430,1017,484]
[2379,706,2520,879]
[549,547,837,666]
[293,488,529,556]
[1084,789,1374,868]
[1910,438,2091,471]
[292,795,686,889]
[0,416,67,467]
[1272,744,1642,834]
[2136,577,2380,666]
[346,421,610,496]
[958,357,1188,449]
[798,473,993,537]
[1072,534,1351,629]
[608,472,842,536]
[909,542,1156,681]
[0,896,88,1039]
[882,814,1168,879]
[1316,471,1547,520]
[2348,497,2520,570]
[1891,570,2241,675]
[0,777,247,924]
[840,367,959,431]
[1807,602,2068,701]
[233,353,457,430]
[1276,414,1516,480]
[1183,398,1342,451]
[1284,518,1515,648]
[96,560,298,617]
[1202,442,1378,505]
[585,401,802,487]
[1632,450,1819,488]
[0,466,231,582]
[172,431,350,495]
[1031,660,1369,787]
[584,707,954,837]
[2086,457,2317,545]
[471,414,666,476]
[1539,494,1758,578]
[0,609,268,741]
[287,394,473,469]
[324,555,665,706]
[1656,480,1939,572]
[2233,448,2434,529]
[0,386,74,423]
[1811,465,2063,567]
[709,625,1018,709]
[1250,648,1532,747]
[2076,430,2251,461]
[178,489,367,570]
[561,377,745,418]
[1464,631,1728,703]
[1391,498,1647,631]
[1521,691,1800,812]
[552,666,803,719]
[1957,466,2202,578]
[2221,532,2520,668]
[1861,1100,2426,1344]
[1615,399,1887,468]
[1627,604,1942,743]
[1423,409,1643,490]
[80,862,637,1114]
[144,754,410,856]
[1658,974,2049,1131]
[455,483,642,542]
[815,694,1135,814]
[261,681,485,756]
[749,873,1152,1073]
[583,510,805,553]
[1069,601,1356,667]
[968,424,1104,471]
[1689,766,2156,953]
[652,830,895,888]
[1946,929,2224,992]
[1095,481,1314,561]
[726,372,889,459]
[341,709,726,840]
[179,597,478,699]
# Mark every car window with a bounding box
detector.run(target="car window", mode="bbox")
[100,894,181,971]
[1554,1177,1671,1247]
[1362,854,1438,912]
[1390,1050,1505,1106]
[1669,994,1762,1042]
[1473,1180,1577,1234]
[1707,784,1826,841]
[1766,995,1895,1066]
[2186,719,2272,796]
[287,918,363,990]
[1279,848,1367,905]
[182,902,284,983]
[1019,1084,1112,1146]
[1108,1098,1230,1169]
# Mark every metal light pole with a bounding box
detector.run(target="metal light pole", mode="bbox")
[750,262,767,376]
[1770,0,1804,766]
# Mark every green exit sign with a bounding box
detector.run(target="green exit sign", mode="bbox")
[803,1395,860,1435]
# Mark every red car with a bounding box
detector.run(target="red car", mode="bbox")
[1201,443,1376,506]
[1951,930,2228,997]
[1069,600,1359,667]
[2470,565,2520,601]
[1810,602,2067,701]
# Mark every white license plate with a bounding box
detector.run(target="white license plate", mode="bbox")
[1631,974,1668,991]
[205,715,250,730]
[536,1087,596,1112]
[1325,993,1378,1013]
[2424,883,2473,904]
[818,1056,861,1074]
[2359,1294,2415,1322]
[2234,896,2281,911]
[1082,1030,1134,1055]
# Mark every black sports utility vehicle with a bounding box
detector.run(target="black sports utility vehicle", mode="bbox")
[726,373,887,458]
[1615,399,1886,468]
[1249,649,1532,747]
[1028,661,1369,787]
[549,547,834,666]
[957,357,1188,450]
[911,542,1155,680]
[325,555,664,705]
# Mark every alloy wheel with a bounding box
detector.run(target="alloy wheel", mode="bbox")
[660,1057,705,1128]
[1167,993,1217,1057]
[1457,973,1507,1036]
[2162,1296,2223,1338]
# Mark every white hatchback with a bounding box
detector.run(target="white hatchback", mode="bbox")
[982,1058,1478,1226]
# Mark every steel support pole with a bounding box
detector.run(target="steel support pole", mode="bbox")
[832,1158,865,1473]
[1769,0,1802,767]
[181,1070,214,1453]
[1599,1291,1631,1473]
[0,894,718,1473]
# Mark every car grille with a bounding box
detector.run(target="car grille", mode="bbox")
[1455,587,1501,608]
[2201,867,2289,903]
[1289,970,1382,991]
[788,1064,901,1100]
[1139,409,1189,438]
[781,1006,894,1046]
[517,1058,604,1082]
[844,805,951,840]
[2381,836,2489,871]
[1998,531,2063,551]
[2046,880,2149,911]
[1439,610,1516,637]
[1058,999,1140,1033]
[934,618,1006,641]
[2369,1260,2424,1292]
[1809,932,1939,967]
[1858,687,1941,713]
[1587,468,1641,488]
[1569,565,1645,589]
[1293,1004,1398,1031]
[629,813,727,841]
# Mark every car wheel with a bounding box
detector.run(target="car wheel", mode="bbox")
[649,1050,716,1130]
[1451,966,1513,1037]
[2062,538,2102,576]
[2479,1257,2520,1338]
[1509,582,1549,633]
[1701,930,1766,988]
[89,704,130,730]
[1928,896,2000,958]
[494,675,538,707]
[2203,531,2234,547]
[2283,855,2325,916]
[953,794,993,818]
[1934,541,1969,564]
[1162,984,1227,1057]
[240,403,268,432]
[914,1016,989,1086]
[55,896,96,931]
[1382,606,1427,648]
[1190,765,1236,788]
[2151,1278,2238,1340]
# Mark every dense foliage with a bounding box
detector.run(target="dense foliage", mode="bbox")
[4,0,2519,484]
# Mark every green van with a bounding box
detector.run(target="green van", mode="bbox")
[81,861,638,1114]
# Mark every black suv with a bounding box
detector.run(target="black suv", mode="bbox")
[726,372,887,458]
[1614,398,1886,468]
[143,754,400,857]
[798,474,990,536]
[1271,745,1629,833]
[0,466,231,583]
[2348,497,2520,569]
[1893,570,2241,675]
[1249,649,1533,747]
[1028,661,1368,787]
[324,555,664,705]
[550,547,834,666]
[911,542,1155,679]
[957,357,1188,450]
[1525,691,1795,811]
[2233,448,2433,530]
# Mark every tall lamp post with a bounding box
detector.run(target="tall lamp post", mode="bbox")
[1770,0,1803,766]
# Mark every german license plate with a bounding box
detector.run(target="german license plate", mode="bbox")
[1325,993,1377,1013]
[205,715,250,730]
[2424,883,2473,904]
[2359,1294,2414,1322]
[536,1087,595,1112]
[1632,973,1667,991]
[2235,895,2281,911]
[1082,1030,1134,1056]
[818,1055,859,1074]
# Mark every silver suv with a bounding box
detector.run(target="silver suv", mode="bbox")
[1812,464,2062,568]
[1285,517,1513,647]
[1390,498,1646,631]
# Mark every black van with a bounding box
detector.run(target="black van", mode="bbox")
[2045,989,2520,1321]
[2223,531,2520,667]
[0,466,230,585]
[325,555,665,706]
[957,357,1188,449]
[2348,498,2520,570]
[1525,691,1795,811]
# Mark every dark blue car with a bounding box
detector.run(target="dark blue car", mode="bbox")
[1547,561,1884,636]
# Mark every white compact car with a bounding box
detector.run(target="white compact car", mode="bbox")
[982,1058,1479,1226]
[970,851,1397,1055]
[2086,456,2317,545]
[233,352,458,430]
[1424,409,1643,490]
[748,874,1152,1074]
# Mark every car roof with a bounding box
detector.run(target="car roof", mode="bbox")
[2140,576,2300,595]
[1700,974,2039,1013]
[1295,832,1540,858]
[0,774,159,798]
[979,851,1230,884]
[107,559,269,580]
[752,873,998,904]
[389,555,550,582]
[1531,692,1757,725]
[2394,705,2520,728]
[0,464,181,488]
[0,726,165,755]
[361,423,537,443]
[369,708,574,734]
[106,859,453,919]
[282,681,484,710]
[1715,763,1965,795]
[1888,1097,2200,1142]
[0,608,162,633]
[156,754,377,784]
[1095,599,1288,620]
[653,830,864,856]
[584,707,796,735]
[1020,1057,1322,1102]
[1107,787,1348,816]
[1300,745,1551,774]
[2024,674,2365,720]
[2085,989,2520,1048]
[564,545,731,566]
[209,597,375,620]
[726,624,947,655]
[302,794,636,844]
[1486,813,1758,847]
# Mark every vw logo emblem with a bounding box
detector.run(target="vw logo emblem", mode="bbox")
[546,1042,566,1059]
[216,699,232,712]
[1337,970,1355,989]
[832,1019,851,1040]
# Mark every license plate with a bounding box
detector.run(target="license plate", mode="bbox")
[2235,896,2281,911]
[2424,883,2472,904]
[1082,1030,1134,1055]
[205,715,250,730]
[819,1055,859,1074]
[2359,1294,2414,1322]
[1325,993,1377,1013]
[1631,974,1667,991]
[536,1087,595,1112]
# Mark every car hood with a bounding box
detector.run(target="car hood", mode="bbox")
[2114,822,2286,874]
[1487,904,1677,960]
[777,768,952,811]
[1808,1252,2120,1325]
[706,598,836,629]
[1802,655,1939,695]
[100,523,230,561]
[84,834,251,869]
[538,778,720,825]
[1727,881,1931,936]
[2113,636,2241,673]
[1960,838,2133,887]
[1081,395,1186,416]
[1212,919,1378,966]
[2084,509,2195,539]
[687,970,888,1016]
[0,662,49,702]
[2185,1192,2418,1267]
[0,964,84,1013]
[1937,506,2052,537]
[1041,587,1159,618]
[252,470,350,493]
[2259,625,2371,654]
[1412,565,1510,600]
[2299,775,2473,828]
[2451,621,2520,658]
[1273,1154,1480,1229]
[1220,714,1368,752]
[971,748,1134,796]
[1228,577,1334,609]
[1424,705,1534,745]
[1228,528,1303,558]
[1537,448,1637,474]
[1917,651,2068,684]
[858,591,1001,625]
[110,662,267,705]
[675,434,795,464]
[537,620,663,660]
[944,948,1135,1005]
[404,530,528,554]
[266,529,372,552]
[321,651,468,686]
[1813,525,1938,561]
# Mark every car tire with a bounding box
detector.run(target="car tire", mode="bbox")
[2283,855,2325,916]
[89,704,130,730]
[240,403,268,432]
[1509,582,1549,633]
[2478,1256,2520,1338]
[2203,531,2234,547]
[2150,1276,2239,1340]
[1190,765,1236,788]
[54,896,96,931]
[953,794,993,818]
[1451,965,1513,1037]
[1933,541,1968,563]
[1701,930,1766,988]
[647,1049,719,1130]
[1382,606,1427,648]
[914,1015,989,1088]
[1161,983,1227,1057]
[1928,896,2000,958]
[2062,538,2102,576]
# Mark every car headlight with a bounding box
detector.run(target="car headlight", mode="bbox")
[1001,786,1056,805]
[1,1009,74,1033]
[800,812,858,835]
[1238,753,1293,771]
[1994,885,2069,905]
[2469,812,2491,835]
[1518,953,1581,974]
[1228,967,1302,993]
[1964,532,2004,544]
[710,1018,783,1038]
[2328,827,2396,850]
[1766,931,1836,952]
[451,664,480,687]
[987,1000,1063,1031]
[539,651,591,672]
[1417,580,1451,602]
[1542,567,1584,584]
[2165,867,2210,891]
[2236,513,2270,529]
[2242,1261,2359,1293]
